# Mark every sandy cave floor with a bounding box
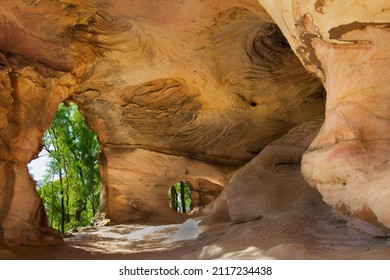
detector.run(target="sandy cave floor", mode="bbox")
[2,167,390,260]
[1,212,390,260]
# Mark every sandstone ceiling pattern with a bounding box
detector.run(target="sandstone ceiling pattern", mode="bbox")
[0,0,389,250]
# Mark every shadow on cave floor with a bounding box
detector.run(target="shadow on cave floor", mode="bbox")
[1,211,390,260]
[2,167,390,260]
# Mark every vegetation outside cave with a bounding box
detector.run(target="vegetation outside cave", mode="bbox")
[168,181,192,214]
[31,102,100,233]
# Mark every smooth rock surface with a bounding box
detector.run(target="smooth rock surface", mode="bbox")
[0,0,325,246]
[258,0,390,229]
[1,0,390,253]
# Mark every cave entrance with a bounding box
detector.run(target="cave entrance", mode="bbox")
[28,102,100,233]
[168,179,224,215]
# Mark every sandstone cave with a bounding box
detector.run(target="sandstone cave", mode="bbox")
[1,0,390,259]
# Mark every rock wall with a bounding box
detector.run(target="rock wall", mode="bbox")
[67,1,323,228]
[258,0,390,229]
[98,146,231,224]
[188,179,224,210]
[226,119,323,223]
[0,65,76,245]
[1,0,388,247]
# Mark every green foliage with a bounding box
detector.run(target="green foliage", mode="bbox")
[38,102,100,233]
[168,181,192,214]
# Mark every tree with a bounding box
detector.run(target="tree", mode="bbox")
[170,186,178,212]
[38,102,100,233]
[180,181,186,214]
[168,181,191,213]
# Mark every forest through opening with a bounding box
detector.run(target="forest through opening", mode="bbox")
[29,102,100,233]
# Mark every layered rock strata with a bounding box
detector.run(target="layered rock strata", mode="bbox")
[11,0,390,248]
[258,0,390,230]
[0,65,76,245]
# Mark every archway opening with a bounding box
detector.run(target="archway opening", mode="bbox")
[28,102,100,233]
[168,179,224,215]
[168,181,192,214]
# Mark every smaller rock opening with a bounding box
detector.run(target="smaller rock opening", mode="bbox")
[168,179,224,215]
[168,181,192,214]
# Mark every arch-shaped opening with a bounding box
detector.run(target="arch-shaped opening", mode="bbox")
[168,179,224,215]
[28,102,100,233]
[168,181,192,214]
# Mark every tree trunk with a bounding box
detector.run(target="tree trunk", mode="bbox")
[62,155,71,224]
[170,186,178,212]
[89,167,96,216]
[50,181,54,227]
[75,203,86,222]
[180,181,186,214]
[59,171,65,233]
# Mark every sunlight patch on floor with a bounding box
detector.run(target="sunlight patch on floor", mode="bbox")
[66,219,202,254]
[199,245,272,259]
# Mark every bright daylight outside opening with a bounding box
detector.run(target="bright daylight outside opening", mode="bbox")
[28,102,100,233]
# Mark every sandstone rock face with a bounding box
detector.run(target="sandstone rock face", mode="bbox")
[0,0,324,245]
[98,146,231,224]
[0,65,75,245]
[226,119,323,223]
[3,0,389,248]
[188,179,224,210]
[258,0,390,229]
[0,0,390,252]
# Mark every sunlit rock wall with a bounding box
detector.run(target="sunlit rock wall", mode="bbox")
[258,0,390,229]
[0,0,334,246]
[0,64,75,245]
[64,0,324,226]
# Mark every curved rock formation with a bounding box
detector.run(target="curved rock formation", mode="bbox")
[0,65,75,245]
[226,119,323,223]
[1,0,389,251]
[258,0,390,230]
[0,0,325,246]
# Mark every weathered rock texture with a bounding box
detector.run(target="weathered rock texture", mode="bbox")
[0,0,389,250]
[0,65,75,245]
[187,179,224,210]
[258,0,390,230]
[226,119,323,223]
[0,0,325,246]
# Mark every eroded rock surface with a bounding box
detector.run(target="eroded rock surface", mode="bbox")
[0,0,325,246]
[226,119,323,223]
[258,0,390,230]
[0,65,75,245]
[1,0,389,254]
